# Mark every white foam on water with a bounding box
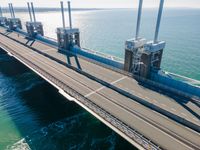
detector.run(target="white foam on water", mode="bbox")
[20,80,44,92]
[14,72,45,92]
[6,138,31,150]
[6,112,87,149]
[6,112,117,149]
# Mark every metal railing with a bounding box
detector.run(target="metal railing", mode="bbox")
[82,47,124,63]
[166,72,200,87]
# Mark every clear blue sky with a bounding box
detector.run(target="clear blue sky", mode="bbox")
[0,0,200,8]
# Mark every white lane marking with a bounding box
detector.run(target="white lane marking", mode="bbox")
[161,104,166,107]
[181,113,187,117]
[192,117,199,122]
[145,96,149,100]
[111,76,127,85]
[84,86,105,98]
[23,48,54,56]
[23,51,37,56]
[42,48,55,52]
[85,76,127,98]
[171,108,176,112]
[153,100,158,104]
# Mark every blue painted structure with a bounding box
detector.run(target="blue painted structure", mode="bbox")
[34,34,200,99]
[2,26,200,100]
[36,35,58,47]
[73,47,124,69]
[32,34,124,69]
[151,71,200,98]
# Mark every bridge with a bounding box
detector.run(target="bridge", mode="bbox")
[1,26,200,150]
[0,0,200,150]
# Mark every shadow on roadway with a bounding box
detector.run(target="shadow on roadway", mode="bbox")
[138,81,200,121]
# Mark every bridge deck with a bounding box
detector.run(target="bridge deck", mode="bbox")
[0,27,200,150]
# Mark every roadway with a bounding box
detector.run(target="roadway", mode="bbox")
[0,27,200,149]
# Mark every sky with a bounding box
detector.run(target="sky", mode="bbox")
[0,0,200,8]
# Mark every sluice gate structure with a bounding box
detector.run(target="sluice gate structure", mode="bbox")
[0,1,200,150]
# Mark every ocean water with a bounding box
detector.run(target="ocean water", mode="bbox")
[0,8,200,149]
[3,8,199,80]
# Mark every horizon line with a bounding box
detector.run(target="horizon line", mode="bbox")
[1,6,200,9]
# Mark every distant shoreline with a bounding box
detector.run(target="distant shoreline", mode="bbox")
[1,7,200,13]
[1,8,104,13]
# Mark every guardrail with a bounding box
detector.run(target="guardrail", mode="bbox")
[167,72,200,87]
[73,47,124,69]
[151,71,200,98]
[82,47,124,62]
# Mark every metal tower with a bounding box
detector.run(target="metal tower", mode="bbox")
[57,1,80,52]
[7,3,22,30]
[124,0,146,73]
[141,0,165,78]
[26,2,44,38]
[0,6,7,26]
[124,0,165,78]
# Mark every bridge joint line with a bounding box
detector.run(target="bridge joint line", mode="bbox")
[161,103,166,107]
[171,108,176,112]
[40,48,55,53]
[181,113,187,117]
[84,76,127,98]
[192,117,199,122]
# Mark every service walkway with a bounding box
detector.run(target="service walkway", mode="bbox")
[0,27,200,150]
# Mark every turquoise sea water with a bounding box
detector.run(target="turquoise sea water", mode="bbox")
[0,8,200,149]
